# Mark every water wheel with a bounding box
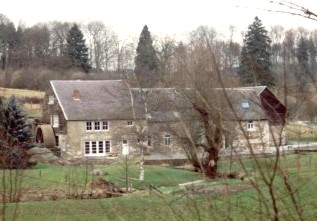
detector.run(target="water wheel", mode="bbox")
[35,125,56,148]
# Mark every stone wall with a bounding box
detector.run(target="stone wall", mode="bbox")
[148,122,189,153]
[65,120,146,158]
[232,120,270,150]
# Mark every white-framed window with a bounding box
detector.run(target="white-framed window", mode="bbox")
[164,134,171,146]
[127,120,133,126]
[94,121,100,130]
[86,121,109,131]
[86,121,92,131]
[91,141,97,154]
[247,120,255,131]
[84,140,111,156]
[102,121,109,130]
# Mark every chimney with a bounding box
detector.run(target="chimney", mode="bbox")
[72,89,80,100]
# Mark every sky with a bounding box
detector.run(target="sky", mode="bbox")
[1,0,317,42]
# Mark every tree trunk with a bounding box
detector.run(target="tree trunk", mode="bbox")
[193,103,222,179]
[203,147,219,178]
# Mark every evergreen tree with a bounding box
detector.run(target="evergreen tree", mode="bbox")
[0,96,31,168]
[66,24,91,73]
[238,16,274,86]
[307,38,317,74]
[296,37,310,92]
[296,37,309,64]
[3,96,31,144]
[134,25,159,88]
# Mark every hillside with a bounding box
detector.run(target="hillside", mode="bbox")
[0,87,45,119]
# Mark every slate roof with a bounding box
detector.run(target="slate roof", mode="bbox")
[50,80,145,121]
[50,80,274,122]
[131,88,194,123]
[213,87,267,121]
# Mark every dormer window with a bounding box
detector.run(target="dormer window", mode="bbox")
[241,101,250,109]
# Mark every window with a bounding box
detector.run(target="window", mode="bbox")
[86,121,109,131]
[91,141,97,153]
[127,120,133,126]
[85,142,90,154]
[164,135,171,146]
[50,114,59,128]
[94,121,100,130]
[105,141,111,152]
[247,121,254,131]
[102,121,109,130]
[241,101,250,109]
[48,96,54,105]
[84,140,111,156]
[86,122,92,131]
[98,141,103,153]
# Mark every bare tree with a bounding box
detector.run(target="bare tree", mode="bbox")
[23,24,51,67]
[84,21,118,72]
[155,36,176,85]
[115,39,136,74]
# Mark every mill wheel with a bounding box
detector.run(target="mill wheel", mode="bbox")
[35,125,56,148]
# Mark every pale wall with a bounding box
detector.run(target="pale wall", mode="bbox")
[64,120,146,158]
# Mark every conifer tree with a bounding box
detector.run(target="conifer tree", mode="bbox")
[3,96,31,144]
[296,36,310,92]
[308,38,317,73]
[66,24,91,73]
[0,96,31,168]
[238,17,274,86]
[134,25,159,87]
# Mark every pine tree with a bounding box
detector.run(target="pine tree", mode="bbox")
[0,96,31,168]
[297,37,309,64]
[307,38,317,74]
[134,25,159,88]
[238,16,274,86]
[4,96,31,143]
[296,36,310,92]
[66,24,91,73]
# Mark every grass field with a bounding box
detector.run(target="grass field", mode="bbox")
[0,87,45,118]
[286,122,317,142]
[0,87,45,98]
[1,154,317,220]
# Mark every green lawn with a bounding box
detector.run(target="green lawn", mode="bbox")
[1,154,317,220]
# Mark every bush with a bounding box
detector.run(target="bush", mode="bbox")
[0,144,32,169]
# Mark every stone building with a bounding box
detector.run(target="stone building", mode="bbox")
[216,86,287,150]
[38,80,286,159]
